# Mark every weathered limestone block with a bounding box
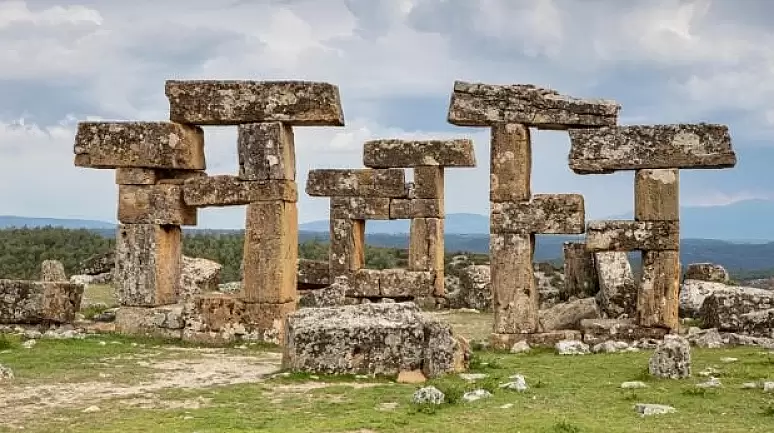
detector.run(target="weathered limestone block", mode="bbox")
[183,176,297,207]
[413,166,444,199]
[568,124,736,174]
[331,197,390,220]
[409,218,444,295]
[447,81,619,128]
[238,122,295,181]
[283,302,469,377]
[679,280,730,318]
[0,280,82,324]
[489,330,583,350]
[538,297,600,331]
[594,251,638,319]
[297,259,330,290]
[299,278,348,308]
[165,80,345,126]
[115,305,185,339]
[562,243,599,299]
[491,233,538,334]
[491,123,531,202]
[445,264,492,312]
[74,122,205,170]
[329,218,365,274]
[183,293,296,345]
[306,169,406,198]
[699,287,774,331]
[115,224,182,307]
[684,263,729,283]
[41,260,67,282]
[119,184,197,225]
[389,199,444,219]
[580,318,668,345]
[242,201,298,303]
[79,250,115,276]
[490,195,585,235]
[115,168,205,185]
[586,220,679,251]
[179,256,222,301]
[380,269,435,298]
[363,139,476,168]
[635,169,679,221]
[649,335,691,379]
[737,309,774,338]
[638,250,681,330]
[346,269,382,298]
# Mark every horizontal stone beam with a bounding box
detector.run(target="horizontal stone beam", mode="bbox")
[305,169,406,198]
[362,139,476,168]
[345,269,435,298]
[331,197,390,220]
[586,220,679,251]
[118,184,197,225]
[490,194,585,234]
[165,80,345,126]
[389,199,444,219]
[568,124,736,173]
[183,176,297,207]
[447,81,619,129]
[74,122,205,170]
[115,168,205,185]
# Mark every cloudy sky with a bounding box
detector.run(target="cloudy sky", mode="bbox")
[1,0,772,228]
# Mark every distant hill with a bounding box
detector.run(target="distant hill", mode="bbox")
[299,212,490,234]
[0,215,115,230]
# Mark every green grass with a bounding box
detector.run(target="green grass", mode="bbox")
[81,283,118,307]
[4,336,774,433]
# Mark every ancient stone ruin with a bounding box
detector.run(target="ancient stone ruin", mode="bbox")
[0,260,83,326]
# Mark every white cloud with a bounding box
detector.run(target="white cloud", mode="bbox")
[0,1,102,28]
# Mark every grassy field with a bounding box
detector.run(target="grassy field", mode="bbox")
[3,312,774,432]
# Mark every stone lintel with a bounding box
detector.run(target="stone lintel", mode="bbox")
[490,194,585,235]
[389,199,444,219]
[183,176,297,207]
[74,121,205,170]
[330,197,390,220]
[586,220,679,252]
[305,169,407,198]
[447,81,619,129]
[165,80,344,126]
[568,124,736,174]
[362,139,476,168]
[115,168,206,185]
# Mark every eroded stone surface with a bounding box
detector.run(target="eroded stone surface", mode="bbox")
[119,184,197,225]
[409,218,444,296]
[580,318,668,345]
[700,287,774,331]
[490,195,585,235]
[0,280,82,324]
[569,124,736,173]
[74,122,205,170]
[165,80,344,126]
[413,166,444,199]
[539,297,599,331]
[594,252,637,319]
[586,220,679,251]
[115,224,181,307]
[380,269,436,298]
[183,176,297,207]
[331,197,391,220]
[649,335,691,379]
[297,259,330,290]
[115,305,185,340]
[563,243,599,300]
[329,219,365,274]
[448,81,619,128]
[491,233,537,333]
[306,169,406,198]
[684,263,729,283]
[115,168,205,185]
[679,280,730,318]
[41,260,67,282]
[635,169,679,221]
[638,250,680,330]
[237,122,295,181]
[179,256,222,301]
[490,123,531,202]
[363,139,476,168]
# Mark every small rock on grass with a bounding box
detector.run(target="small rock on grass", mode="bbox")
[592,341,630,354]
[21,339,36,349]
[763,382,774,393]
[696,377,722,388]
[413,386,444,405]
[500,374,528,392]
[0,364,13,381]
[459,373,488,381]
[462,389,492,402]
[82,406,101,413]
[741,382,759,389]
[621,381,648,389]
[634,403,676,416]
[556,340,590,355]
[720,357,738,363]
[510,341,531,354]
[499,403,514,409]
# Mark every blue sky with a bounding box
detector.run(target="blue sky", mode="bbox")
[0,0,772,228]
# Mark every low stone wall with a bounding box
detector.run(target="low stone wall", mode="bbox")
[0,280,83,324]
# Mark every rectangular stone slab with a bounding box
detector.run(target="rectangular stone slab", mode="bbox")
[409,218,444,296]
[491,233,538,334]
[447,81,619,129]
[568,124,736,173]
[491,123,531,202]
[413,166,444,199]
[329,219,365,274]
[165,80,345,126]
[363,139,476,168]
[306,169,406,198]
[346,269,381,298]
[237,122,296,181]
[118,184,197,225]
[0,280,83,324]
[115,168,205,185]
[586,220,679,251]
[330,197,390,220]
[379,269,435,298]
[490,194,585,234]
[389,199,444,219]
[183,176,297,206]
[74,121,205,170]
[638,250,680,330]
[297,259,330,290]
[635,169,679,221]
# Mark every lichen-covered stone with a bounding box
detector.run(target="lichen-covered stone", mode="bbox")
[409,218,444,295]
[329,219,365,274]
[447,81,619,128]
[737,309,774,338]
[115,168,205,185]
[489,330,583,350]
[282,302,468,377]
[0,280,82,324]
[445,264,492,311]
[78,251,115,276]
[490,195,585,235]
[491,233,538,333]
[594,251,637,318]
[331,197,390,220]
[538,297,599,331]
[684,263,729,283]
[569,124,736,174]
[298,280,347,308]
[413,166,444,199]
[237,122,295,181]
[165,80,344,126]
[41,260,67,282]
[74,121,205,169]
[700,286,774,331]
[586,220,679,251]
[649,335,691,379]
[306,169,406,198]
[389,199,444,219]
[115,305,185,339]
[183,176,297,207]
[297,259,330,290]
[363,139,476,168]
[635,169,679,221]
[179,256,222,301]
[679,280,729,318]
[379,269,435,298]
[118,184,197,225]
[562,243,599,299]
[580,318,668,345]
[346,270,381,298]
[115,224,181,307]
[638,250,680,330]
[491,123,531,202]
[42,282,84,323]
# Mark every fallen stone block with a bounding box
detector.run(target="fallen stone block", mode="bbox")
[238,122,295,181]
[379,269,435,298]
[491,195,585,234]
[118,184,197,225]
[183,176,297,207]
[568,124,736,174]
[306,169,407,198]
[538,297,599,331]
[738,309,774,338]
[447,81,619,128]
[684,263,729,283]
[115,305,185,340]
[362,139,476,168]
[0,280,83,324]
[700,286,774,331]
[74,121,205,170]
[42,282,85,323]
[345,269,382,298]
[680,280,730,318]
[586,220,679,251]
[115,168,205,185]
[594,251,637,319]
[297,259,330,290]
[331,197,390,220]
[580,318,668,345]
[179,256,222,301]
[649,335,691,379]
[489,330,583,350]
[165,80,344,126]
[298,279,347,308]
[282,302,469,377]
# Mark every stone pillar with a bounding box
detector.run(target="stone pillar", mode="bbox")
[562,242,599,299]
[491,233,537,333]
[409,217,445,296]
[491,123,530,202]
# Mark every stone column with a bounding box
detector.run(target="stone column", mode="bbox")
[563,242,599,300]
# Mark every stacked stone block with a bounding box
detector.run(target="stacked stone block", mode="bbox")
[569,124,736,330]
[447,80,620,345]
[306,139,475,302]
[74,80,344,344]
